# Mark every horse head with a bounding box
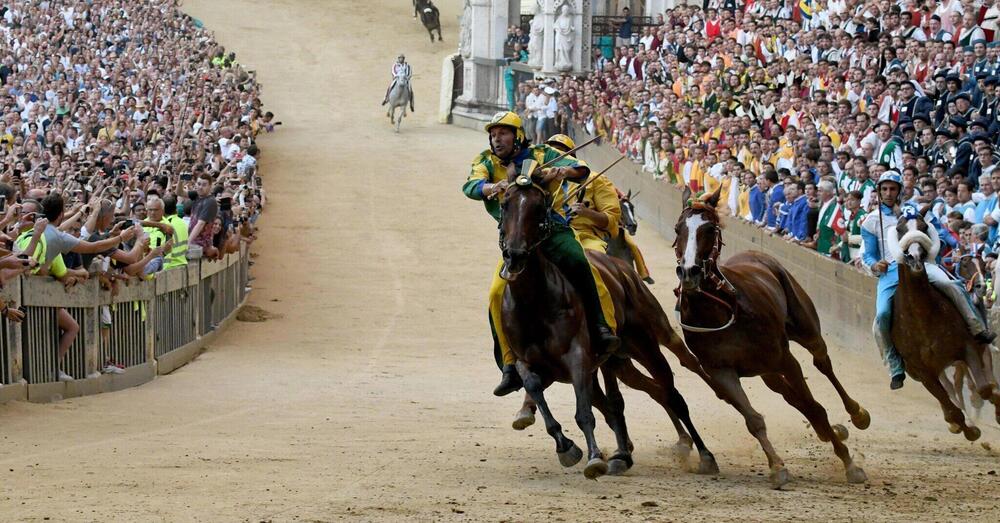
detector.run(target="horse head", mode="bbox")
[888,205,939,273]
[674,185,723,291]
[499,167,552,281]
[619,189,638,236]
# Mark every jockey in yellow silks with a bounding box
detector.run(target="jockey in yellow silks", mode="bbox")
[545,134,653,283]
[463,112,619,396]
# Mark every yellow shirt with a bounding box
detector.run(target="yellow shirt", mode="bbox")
[568,174,621,241]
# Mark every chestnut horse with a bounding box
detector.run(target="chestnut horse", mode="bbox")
[673,187,870,489]
[499,175,718,479]
[889,208,1000,439]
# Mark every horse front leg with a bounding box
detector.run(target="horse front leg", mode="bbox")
[516,361,582,467]
[568,342,607,479]
[597,364,634,475]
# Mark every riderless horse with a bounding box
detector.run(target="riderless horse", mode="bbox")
[413,0,442,42]
[889,207,1000,439]
[386,75,411,133]
[499,165,718,479]
[607,190,654,284]
[673,186,869,489]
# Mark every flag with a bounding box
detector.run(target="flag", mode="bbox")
[797,0,813,22]
[829,204,846,236]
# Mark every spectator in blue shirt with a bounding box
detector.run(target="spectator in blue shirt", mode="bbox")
[763,170,785,228]
[749,173,766,222]
[782,179,811,241]
[617,7,633,46]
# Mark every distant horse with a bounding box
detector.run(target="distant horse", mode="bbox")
[386,75,411,132]
[606,190,653,284]
[674,186,869,489]
[957,253,990,321]
[890,209,1000,439]
[499,172,718,479]
[414,0,442,42]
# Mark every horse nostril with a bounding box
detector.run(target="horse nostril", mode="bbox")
[676,266,685,278]
[689,265,702,276]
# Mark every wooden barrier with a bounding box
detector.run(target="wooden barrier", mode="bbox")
[576,134,878,353]
[0,246,251,403]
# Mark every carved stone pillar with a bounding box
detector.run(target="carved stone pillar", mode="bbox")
[453,0,512,127]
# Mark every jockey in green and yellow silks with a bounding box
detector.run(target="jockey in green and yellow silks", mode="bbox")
[463,111,619,396]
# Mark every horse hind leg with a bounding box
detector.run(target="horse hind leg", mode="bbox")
[615,358,692,460]
[963,345,1000,426]
[512,392,536,430]
[800,335,870,430]
[762,361,867,485]
[633,342,718,475]
[515,362,582,467]
[916,369,982,441]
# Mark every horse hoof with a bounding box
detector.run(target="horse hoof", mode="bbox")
[583,458,608,480]
[697,455,720,475]
[851,407,871,430]
[769,467,792,490]
[948,422,962,434]
[511,410,535,431]
[671,441,692,469]
[846,464,868,484]
[831,424,849,441]
[964,426,982,441]
[557,443,583,467]
[607,453,633,476]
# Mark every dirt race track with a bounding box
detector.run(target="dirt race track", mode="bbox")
[1,1,1000,521]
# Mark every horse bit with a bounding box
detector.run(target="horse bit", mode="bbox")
[673,220,739,333]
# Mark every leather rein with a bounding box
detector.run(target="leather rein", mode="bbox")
[674,212,739,333]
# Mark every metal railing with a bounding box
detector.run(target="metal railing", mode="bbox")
[0,245,250,401]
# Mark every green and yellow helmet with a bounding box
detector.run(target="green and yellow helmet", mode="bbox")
[545,134,575,152]
[485,110,526,145]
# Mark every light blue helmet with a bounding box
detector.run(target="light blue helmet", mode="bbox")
[876,171,903,188]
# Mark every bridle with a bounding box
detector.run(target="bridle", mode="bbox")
[673,209,738,333]
[498,179,553,258]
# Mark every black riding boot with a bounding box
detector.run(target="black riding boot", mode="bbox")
[974,330,997,344]
[494,364,523,396]
[890,373,906,390]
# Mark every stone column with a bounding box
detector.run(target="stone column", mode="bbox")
[454,0,511,125]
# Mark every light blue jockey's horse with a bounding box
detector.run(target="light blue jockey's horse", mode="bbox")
[386,75,412,133]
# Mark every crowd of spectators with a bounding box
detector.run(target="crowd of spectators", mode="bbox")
[0,1,274,381]
[511,0,1000,280]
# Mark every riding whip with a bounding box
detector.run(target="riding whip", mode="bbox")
[877,188,886,270]
[563,155,626,201]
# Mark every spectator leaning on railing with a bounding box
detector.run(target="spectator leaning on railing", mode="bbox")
[0,0,271,381]
[529,0,1000,280]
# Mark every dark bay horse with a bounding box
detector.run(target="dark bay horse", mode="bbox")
[890,209,1000,439]
[673,186,870,489]
[500,175,718,479]
[414,0,442,42]
[607,190,654,284]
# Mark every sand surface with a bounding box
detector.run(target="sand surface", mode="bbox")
[1,1,999,521]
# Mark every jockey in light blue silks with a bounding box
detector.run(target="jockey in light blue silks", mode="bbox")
[862,171,996,390]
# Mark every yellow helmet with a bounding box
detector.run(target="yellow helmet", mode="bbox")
[545,134,575,152]
[485,111,526,145]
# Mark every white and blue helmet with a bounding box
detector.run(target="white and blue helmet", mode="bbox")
[876,171,903,188]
